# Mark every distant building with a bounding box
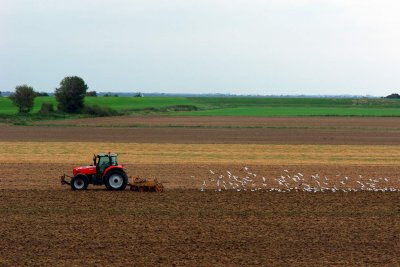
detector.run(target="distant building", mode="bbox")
[134,92,144,97]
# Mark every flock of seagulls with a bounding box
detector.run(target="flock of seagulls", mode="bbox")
[200,167,399,193]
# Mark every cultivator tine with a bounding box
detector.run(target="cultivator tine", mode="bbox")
[60,174,71,186]
[129,177,164,192]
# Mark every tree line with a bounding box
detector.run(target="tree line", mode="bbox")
[7,76,89,114]
[385,93,400,99]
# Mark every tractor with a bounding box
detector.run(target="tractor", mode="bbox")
[61,153,128,191]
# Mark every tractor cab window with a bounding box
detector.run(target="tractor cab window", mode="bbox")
[98,156,110,174]
[110,156,118,166]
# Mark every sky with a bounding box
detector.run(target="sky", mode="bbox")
[1,0,400,96]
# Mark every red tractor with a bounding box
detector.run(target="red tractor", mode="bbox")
[61,153,128,191]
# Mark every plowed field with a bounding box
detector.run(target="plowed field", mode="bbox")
[1,190,399,266]
[1,116,399,266]
[4,116,400,145]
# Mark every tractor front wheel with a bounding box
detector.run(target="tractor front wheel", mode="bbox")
[104,171,128,191]
[71,175,89,191]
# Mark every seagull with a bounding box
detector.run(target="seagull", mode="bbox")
[200,181,206,191]
[243,177,253,182]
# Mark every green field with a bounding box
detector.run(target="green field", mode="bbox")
[1,96,400,117]
[0,96,197,115]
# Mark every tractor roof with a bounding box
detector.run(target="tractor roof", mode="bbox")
[97,153,117,157]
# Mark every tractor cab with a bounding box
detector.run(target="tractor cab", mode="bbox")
[93,153,118,176]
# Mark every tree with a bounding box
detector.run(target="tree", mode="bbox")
[34,91,49,97]
[85,91,97,97]
[9,85,36,113]
[385,93,400,99]
[55,76,88,113]
[39,102,54,114]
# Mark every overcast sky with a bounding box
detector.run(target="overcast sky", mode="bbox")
[1,0,400,95]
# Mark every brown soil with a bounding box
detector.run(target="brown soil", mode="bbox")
[1,116,400,266]
[0,189,399,266]
[27,116,400,145]
[35,115,400,128]
[2,124,400,144]
[1,163,400,190]
[0,163,400,190]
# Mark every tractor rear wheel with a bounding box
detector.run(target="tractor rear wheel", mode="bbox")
[104,171,128,191]
[71,175,89,191]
